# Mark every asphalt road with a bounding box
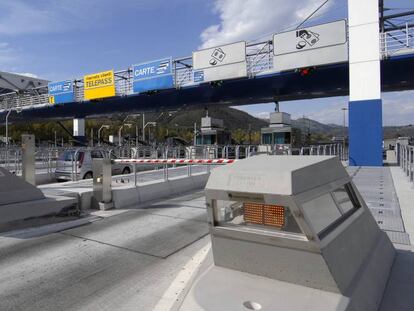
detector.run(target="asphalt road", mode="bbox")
[0,190,210,311]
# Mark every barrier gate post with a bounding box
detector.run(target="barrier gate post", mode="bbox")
[92,158,114,210]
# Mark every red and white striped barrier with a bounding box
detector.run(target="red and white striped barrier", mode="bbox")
[113,158,237,165]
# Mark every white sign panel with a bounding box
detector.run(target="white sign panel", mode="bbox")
[273,20,348,72]
[192,41,247,83]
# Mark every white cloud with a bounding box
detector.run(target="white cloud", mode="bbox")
[200,0,336,48]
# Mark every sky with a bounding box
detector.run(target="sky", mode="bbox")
[0,0,413,126]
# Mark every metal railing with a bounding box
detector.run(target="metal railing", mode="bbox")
[109,143,342,186]
[0,142,342,183]
[0,39,278,113]
[2,24,414,113]
[0,146,62,174]
[380,22,414,57]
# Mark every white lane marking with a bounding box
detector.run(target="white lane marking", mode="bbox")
[152,242,211,311]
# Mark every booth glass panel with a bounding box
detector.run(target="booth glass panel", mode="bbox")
[302,193,342,234]
[262,133,272,144]
[332,183,361,214]
[213,200,303,235]
[302,184,362,239]
[332,187,353,214]
[274,133,285,144]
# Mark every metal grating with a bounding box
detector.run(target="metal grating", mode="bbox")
[385,231,411,245]
[349,166,411,245]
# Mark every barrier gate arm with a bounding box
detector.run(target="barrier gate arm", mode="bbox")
[112,158,237,164]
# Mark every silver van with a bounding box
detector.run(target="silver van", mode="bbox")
[55,149,132,181]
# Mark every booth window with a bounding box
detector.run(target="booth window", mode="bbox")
[262,133,272,144]
[302,183,361,239]
[213,200,303,235]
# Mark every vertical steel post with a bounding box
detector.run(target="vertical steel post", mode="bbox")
[134,162,137,187]
[142,113,145,142]
[406,22,409,47]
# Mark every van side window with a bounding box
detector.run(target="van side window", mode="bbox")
[91,151,104,159]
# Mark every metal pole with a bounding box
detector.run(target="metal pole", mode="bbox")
[98,128,101,146]
[5,108,12,146]
[90,128,94,147]
[406,22,409,47]
[5,109,12,169]
[134,162,137,186]
[118,125,123,147]
[136,124,138,147]
[142,113,145,142]
[193,122,197,146]
[342,108,347,161]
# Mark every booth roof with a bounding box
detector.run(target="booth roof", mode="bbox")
[206,155,349,195]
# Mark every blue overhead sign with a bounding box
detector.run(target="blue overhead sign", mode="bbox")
[48,80,74,105]
[132,58,174,93]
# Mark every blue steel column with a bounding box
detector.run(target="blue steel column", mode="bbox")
[348,0,383,166]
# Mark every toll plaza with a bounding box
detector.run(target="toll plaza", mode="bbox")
[1,1,414,310]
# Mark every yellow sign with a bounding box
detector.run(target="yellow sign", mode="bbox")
[84,70,116,100]
[49,95,55,105]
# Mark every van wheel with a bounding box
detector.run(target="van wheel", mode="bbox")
[122,167,131,175]
[83,172,93,179]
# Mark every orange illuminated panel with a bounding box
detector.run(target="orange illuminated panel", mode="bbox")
[263,204,285,228]
[243,203,285,228]
[244,203,264,225]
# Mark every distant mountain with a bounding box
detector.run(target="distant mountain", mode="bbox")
[156,106,268,131]
[292,118,344,137]
[145,107,413,139]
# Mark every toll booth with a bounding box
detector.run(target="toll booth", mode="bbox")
[196,116,231,145]
[179,156,395,311]
[261,112,300,147]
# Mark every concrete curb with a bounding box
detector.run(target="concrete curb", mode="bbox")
[111,173,209,209]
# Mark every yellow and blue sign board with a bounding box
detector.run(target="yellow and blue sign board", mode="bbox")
[48,80,74,105]
[132,58,174,93]
[84,70,115,100]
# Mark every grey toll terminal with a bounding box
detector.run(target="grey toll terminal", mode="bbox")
[178,155,395,311]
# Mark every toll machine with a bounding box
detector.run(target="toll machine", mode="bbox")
[178,155,395,311]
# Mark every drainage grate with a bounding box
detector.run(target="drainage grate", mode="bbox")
[348,167,411,245]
